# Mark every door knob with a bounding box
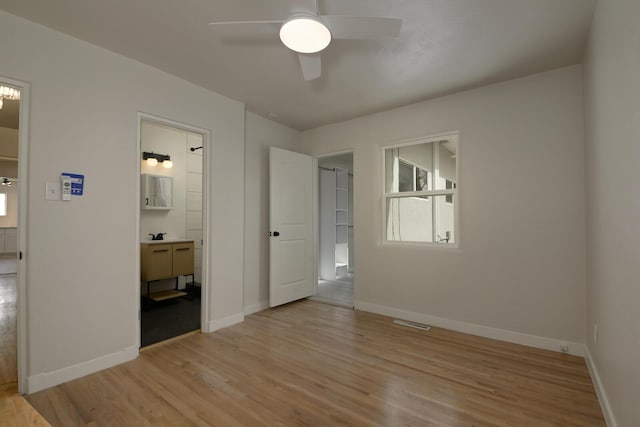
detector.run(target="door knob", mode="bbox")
[272,231,280,237]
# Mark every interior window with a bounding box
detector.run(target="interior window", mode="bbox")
[383,135,458,244]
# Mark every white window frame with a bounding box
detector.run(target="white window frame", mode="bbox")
[381,132,460,248]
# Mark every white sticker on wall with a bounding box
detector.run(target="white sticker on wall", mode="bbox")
[45,182,60,201]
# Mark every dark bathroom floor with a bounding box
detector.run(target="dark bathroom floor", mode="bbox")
[141,286,201,347]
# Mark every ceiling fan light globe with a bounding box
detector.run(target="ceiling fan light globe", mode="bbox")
[279,18,331,54]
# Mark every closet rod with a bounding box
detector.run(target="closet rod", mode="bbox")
[318,166,353,177]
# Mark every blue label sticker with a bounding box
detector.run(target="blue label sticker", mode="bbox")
[62,173,85,196]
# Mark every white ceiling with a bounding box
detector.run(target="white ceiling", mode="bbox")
[0,0,595,130]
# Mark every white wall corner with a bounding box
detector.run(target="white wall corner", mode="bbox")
[584,347,619,427]
[355,301,585,357]
[26,345,138,394]
[207,312,245,332]
[244,301,269,316]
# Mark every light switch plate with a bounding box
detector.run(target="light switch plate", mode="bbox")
[45,182,61,200]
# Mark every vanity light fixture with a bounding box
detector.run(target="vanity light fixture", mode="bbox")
[142,152,173,169]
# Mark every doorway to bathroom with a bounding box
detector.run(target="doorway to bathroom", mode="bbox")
[311,151,354,307]
[137,115,208,348]
[0,77,28,393]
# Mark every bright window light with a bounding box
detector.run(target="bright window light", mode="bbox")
[0,193,6,216]
[383,134,458,245]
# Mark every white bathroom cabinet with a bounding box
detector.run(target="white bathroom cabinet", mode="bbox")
[0,228,17,253]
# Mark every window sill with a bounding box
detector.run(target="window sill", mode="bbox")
[380,240,461,251]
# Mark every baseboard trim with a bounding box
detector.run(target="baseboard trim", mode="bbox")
[27,345,138,394]
[207,312,244,332]
[584,347,618,427]
[244,301,269,315]
[355,301,585,357]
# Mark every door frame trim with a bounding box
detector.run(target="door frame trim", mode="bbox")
[136,112,212,349]
[1,75,31,393]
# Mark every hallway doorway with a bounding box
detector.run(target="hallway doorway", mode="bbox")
[0,78,24,392]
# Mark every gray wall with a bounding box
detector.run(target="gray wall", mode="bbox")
[301,66,586,348]
[243,112,301,313]
[0,11,245,391]
[583,0,640,425]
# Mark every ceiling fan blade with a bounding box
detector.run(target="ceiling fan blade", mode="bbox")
[320,16,402,39]
[208,21,283,38]
[298,53,321,81]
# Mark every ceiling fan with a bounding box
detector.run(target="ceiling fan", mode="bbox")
[208,2,402,81]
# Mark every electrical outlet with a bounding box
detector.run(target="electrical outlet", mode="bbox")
[560,344,569,353]
[594,324,598,345]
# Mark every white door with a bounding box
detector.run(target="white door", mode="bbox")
[270,147,314,307]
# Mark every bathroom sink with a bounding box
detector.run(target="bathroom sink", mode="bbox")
[142,238,194,244]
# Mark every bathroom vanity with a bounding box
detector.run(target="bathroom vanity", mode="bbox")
[140,239,194,301]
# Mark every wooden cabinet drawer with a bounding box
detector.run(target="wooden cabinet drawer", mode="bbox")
[141,243,173,281]
[172,242,194,276]
[141,241,195,281]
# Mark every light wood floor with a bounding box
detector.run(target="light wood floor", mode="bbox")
[27,300,604,426]
[0,257,50,425]
[0,262,18,387]
[1,383,51,427]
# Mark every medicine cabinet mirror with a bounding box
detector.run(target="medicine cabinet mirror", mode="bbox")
[141,174,173,210]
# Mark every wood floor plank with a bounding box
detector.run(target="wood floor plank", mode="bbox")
[0,383,51,426]
[26,300,605,426]
[0,273,18,389]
